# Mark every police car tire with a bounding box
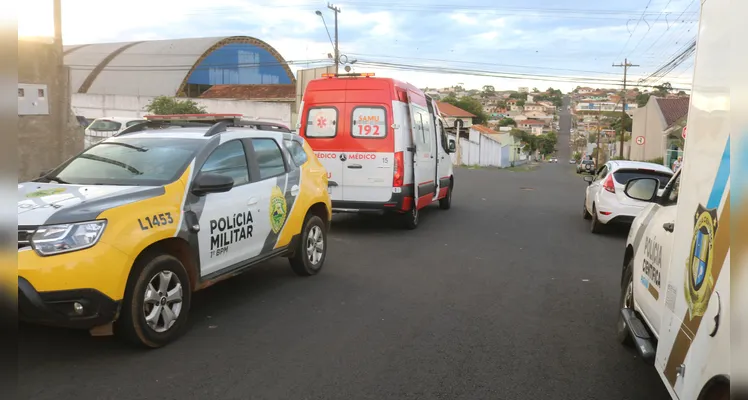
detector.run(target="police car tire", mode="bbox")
[289,214,327,276]
[115,253,192,349]
[616,260,634,346]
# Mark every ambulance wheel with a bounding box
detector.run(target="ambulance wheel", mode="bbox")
[402,206,419,230]
[115,253,192,349]
[616,259,634,346]
[439,183,453,210]
[289,214,327,276]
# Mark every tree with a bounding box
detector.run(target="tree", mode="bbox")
[517,99,526,107]
[635,92,651,107]
[498,118,516,127]
[442,95,488,124]
[610,113,632,133]
[509,92,528,100]
[510,129,538,154]
[537,131,558,156]
[481,85,496,98]
[532,87,539,93]
[145,96,206,115]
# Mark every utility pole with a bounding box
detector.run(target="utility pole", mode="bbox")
[613,58,639,158]
[596,103,602,167]
[53,0,63,52]
[327,3,341,74]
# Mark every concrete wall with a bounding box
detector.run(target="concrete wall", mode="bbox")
[72,94,294,127]
[629,98,666,161]
[18,40,83,182]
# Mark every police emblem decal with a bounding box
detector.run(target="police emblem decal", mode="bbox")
[684,203,718,319]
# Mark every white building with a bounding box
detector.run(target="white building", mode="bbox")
[64,36,299,127]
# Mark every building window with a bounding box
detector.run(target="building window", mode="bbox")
[18,88,24,98]
[38,88,45,98]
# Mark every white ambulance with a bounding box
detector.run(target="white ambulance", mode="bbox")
[615,0,738,397]
[298,73,457,229]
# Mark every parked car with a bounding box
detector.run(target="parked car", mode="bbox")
[576,159,596,174]
[84,117,146,148]
[569,159,577,164]
[19,115,332,348]
[581,160,674,233]
[550,157,558,163]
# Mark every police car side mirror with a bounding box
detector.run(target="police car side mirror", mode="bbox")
[192,173,234,196]
[624,178,659,202]
[448,139,456,153]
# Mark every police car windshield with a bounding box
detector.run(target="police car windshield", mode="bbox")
[47,137,203,186]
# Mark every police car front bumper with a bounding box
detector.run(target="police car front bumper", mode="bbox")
[18,277,119,329]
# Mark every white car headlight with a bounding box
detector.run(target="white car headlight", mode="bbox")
[31,220,107,256]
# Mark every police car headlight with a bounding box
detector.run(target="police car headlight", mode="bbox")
[31,220,107,256]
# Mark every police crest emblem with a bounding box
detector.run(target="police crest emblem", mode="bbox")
[684,203,718,319]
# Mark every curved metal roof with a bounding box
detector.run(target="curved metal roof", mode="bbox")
[63,36,296,97]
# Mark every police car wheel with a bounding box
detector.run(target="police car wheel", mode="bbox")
[289,214,327,276]
[115,253,192,348]
[617,259,634,346]
[402,205,419,230]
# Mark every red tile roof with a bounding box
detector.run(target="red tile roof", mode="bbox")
[519,119,544,125]
[655,97,690,128]
[471,124,499,135]
[199,84,296,100]
[436,101,476,117]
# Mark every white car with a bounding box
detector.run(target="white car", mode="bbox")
[84,117,146,148]
[582,160,673,233]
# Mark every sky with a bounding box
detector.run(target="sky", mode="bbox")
[17,0,699,93]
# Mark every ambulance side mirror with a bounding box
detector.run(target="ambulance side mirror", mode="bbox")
[192,173,234,196]
[448,139,456,153]
[624,178,659,202]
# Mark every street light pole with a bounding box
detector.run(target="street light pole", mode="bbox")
[327,3,341,74]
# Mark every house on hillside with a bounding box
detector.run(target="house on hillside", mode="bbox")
[516,119,545,135]
[629,96,690,165]
[436,101,475,138]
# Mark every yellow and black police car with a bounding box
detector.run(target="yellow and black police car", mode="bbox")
[18,114,332,348]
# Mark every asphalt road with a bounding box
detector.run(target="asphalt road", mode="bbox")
[19,126,670,399]
[559,95,573,162]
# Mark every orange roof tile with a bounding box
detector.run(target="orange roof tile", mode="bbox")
[436,101,476,117]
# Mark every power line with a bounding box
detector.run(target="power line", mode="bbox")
[347,52,625,76]
[624,0,673,59]
[354,59,692,90]
[637,0,699,60]
[613,0,654,61]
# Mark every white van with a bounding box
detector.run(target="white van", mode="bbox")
[298,73,457,229]
[614,0,736,397]
[84,117,146,148]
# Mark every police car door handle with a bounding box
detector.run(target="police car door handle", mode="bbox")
[663,222,674,232]
[291,185,300,196]
[248,197,258,206]
[347,164,363,169]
